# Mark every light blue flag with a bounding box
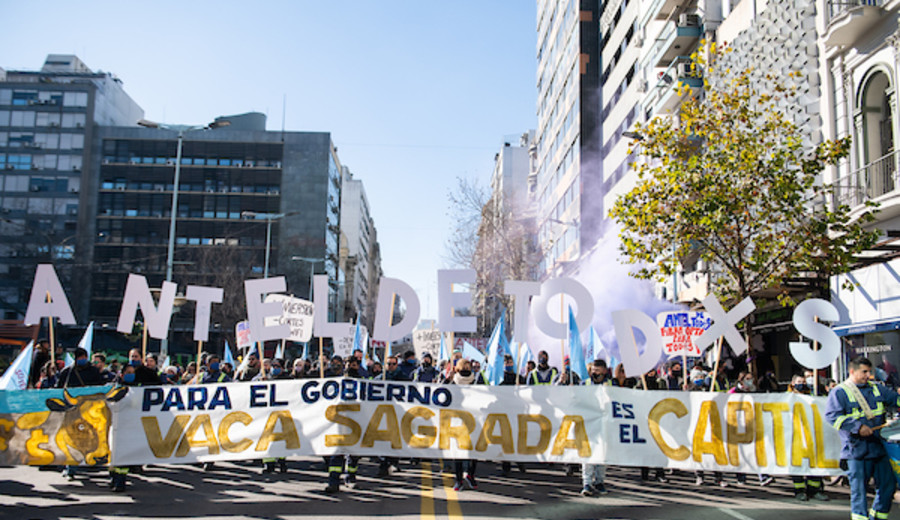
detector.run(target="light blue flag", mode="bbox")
[77,321,94,357]
[462,341,486,365]
[64,352,74,368]
[585,326,597,366]
[223,340,235,367]
[301,342,309,361]
[517,342,534,375]
[439,333,448,363]
[485,315,509,385]
[568,306,588,383]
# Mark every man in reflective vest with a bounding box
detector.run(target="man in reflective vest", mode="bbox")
[527,350,558,385]
[825,356,899,520]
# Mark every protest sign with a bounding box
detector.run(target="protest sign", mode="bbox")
[333,323,365,358]
[235,321,252,349]
[263,295,314,343]
[413,328,442,360]
[657,311,711,357]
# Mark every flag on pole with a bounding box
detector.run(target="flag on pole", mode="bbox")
[352,321,363,353]
[235,343,258,375]
[584,326,597,365]
[462,341,486,365]
[590,326,610,366]
[64,352,74,368]
[77,321,94,357]
[439,333,448,364]
[568,306,588,383]
[485,315,509,385]
[0,341,33,390]
[517,342,534,375]
[160,355,171,371]
[223,340,235,367]
[301,342,309,361]
[274,342,285,361]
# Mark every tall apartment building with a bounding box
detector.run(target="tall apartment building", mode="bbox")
[339,166,382,331]
[85,116,344,355]
[601,0,722,218]
[0,55,143,321]
[534,0,601,278]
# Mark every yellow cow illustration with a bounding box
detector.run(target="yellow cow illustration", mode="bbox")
[45,387,128,465]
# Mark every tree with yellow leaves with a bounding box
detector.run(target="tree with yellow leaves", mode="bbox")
[610,43,878,309]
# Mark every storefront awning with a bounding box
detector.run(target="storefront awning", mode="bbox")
[833,318,900,337]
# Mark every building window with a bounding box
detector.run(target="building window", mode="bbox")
[857,69,896,198]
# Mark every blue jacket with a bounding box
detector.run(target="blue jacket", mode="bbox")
[825,380,899,460]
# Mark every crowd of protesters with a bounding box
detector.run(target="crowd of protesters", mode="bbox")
[20,337,891,502]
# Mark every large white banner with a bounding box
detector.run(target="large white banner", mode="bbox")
[110,381,841,475]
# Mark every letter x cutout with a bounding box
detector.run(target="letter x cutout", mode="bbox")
[692,295,755,355]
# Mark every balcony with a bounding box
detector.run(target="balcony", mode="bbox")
[824,0,886,47]
[650,14,702,68]
[644,56,704,116]
[834,150,898,208]
[643,0,684,23]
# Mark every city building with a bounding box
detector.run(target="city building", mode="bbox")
[0,54,143,325]
[476,132,541,334]
[822,1,900,379]
[534,0,601,278]
[85,114,345,357]
[339,166,382,331]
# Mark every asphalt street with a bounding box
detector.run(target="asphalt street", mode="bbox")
[1,458,896,520]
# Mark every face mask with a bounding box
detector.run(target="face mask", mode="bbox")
[794,383,809,393]
[538,357,549,366]
[424,361,432,367]
[160,374,169,383]
[123,373,136,383]
[209,362,220,372]
[505,365,514,373]
[347,368,359,377]
[129,359,141,367]
[458,369,472,377]
[76,358,88,367]
[743,381,756,392]
[272,367,282,376]
[693,379,705,386]
[294,367,304,374]
[806,377,814,386]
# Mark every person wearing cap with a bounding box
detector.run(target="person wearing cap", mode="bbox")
[413,353,440,383]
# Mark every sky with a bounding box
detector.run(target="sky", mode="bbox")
[0,0,538,319]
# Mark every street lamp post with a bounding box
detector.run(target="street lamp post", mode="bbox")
[291,256,324,301]
[243,211,299,278]
[136,119,228,357]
